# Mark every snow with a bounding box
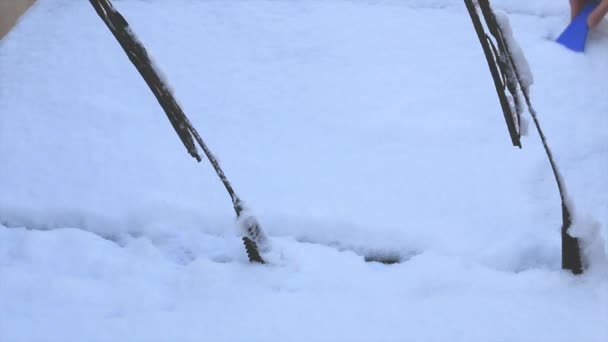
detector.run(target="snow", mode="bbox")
[237,207,270,250]
[1,0,608,341]
[495,10,535,88]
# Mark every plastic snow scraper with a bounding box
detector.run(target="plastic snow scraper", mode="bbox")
[557,2,599,52]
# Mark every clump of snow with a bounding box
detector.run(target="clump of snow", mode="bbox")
[506,93,527,137]
[237,206,270,252]
[494,10,535,89]
[519,115,529,136]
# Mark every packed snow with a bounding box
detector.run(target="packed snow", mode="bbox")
[1,0,607,341]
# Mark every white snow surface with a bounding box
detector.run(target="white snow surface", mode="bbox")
[1,0,608,341]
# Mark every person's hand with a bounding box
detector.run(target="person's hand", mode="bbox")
[570,0,587,19]
[587,0,608,28]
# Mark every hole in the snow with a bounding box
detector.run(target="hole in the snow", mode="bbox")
[364,254,401,265]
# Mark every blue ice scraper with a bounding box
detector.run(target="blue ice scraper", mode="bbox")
[557,2,599,52]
